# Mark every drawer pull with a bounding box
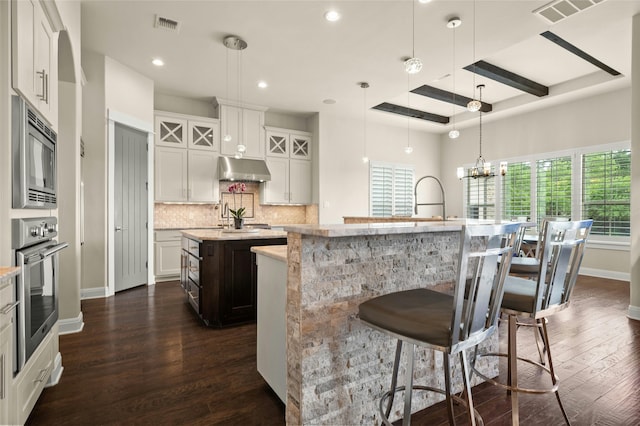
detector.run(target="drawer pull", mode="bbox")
[0,301,19,315]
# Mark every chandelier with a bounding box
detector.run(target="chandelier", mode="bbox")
[457,84,507,179]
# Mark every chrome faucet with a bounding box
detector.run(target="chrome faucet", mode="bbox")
[223,202,230,228]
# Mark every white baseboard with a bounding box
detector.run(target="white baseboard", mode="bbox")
[578,268,630,282]
[81,286,109,299]
[58,311,84,335]
[46,352,63,387]
[628,305,640,321]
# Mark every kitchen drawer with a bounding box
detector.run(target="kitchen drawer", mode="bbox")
[155,229,183,242]
[187,278,200,314]
[184,239,200,257]
[15,330,53,425]
[187,254,200,285]
[0,284,17,331]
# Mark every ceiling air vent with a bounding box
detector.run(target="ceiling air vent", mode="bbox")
[154,15,181,32]
[533,0,606,24]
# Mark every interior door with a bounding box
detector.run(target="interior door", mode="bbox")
[114,123,148,292]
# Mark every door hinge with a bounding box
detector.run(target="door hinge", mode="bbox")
[145,260,148,269]
[146,181,148,190]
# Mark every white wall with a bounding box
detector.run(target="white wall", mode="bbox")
[154,93,216,118]
[81,52,154,294]
[440,88,632,278]
[318,113,441,224]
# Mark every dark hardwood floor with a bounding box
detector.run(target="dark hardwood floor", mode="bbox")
[27,276,639,425]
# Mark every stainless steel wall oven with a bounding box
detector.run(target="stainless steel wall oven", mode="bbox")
[12,217,67,373]
[12,95,58,209]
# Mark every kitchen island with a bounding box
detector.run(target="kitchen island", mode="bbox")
[282,221,499,425]
[180,229,286,327]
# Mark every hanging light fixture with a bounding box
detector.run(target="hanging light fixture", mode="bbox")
[360,82,370,164]
[457,84,507,179]
[466,0,482,112]
[447,16,461,140]
[223,35,248,158]
[404,0,422,74]
[223,46,232,143]
[405,73,413,154]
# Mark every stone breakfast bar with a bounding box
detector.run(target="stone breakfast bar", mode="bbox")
[282,221,500,425]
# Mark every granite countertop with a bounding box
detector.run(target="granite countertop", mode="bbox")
[0,266,20,280]
[284,219,530,238]
[155,226,222,231]
[182,229,287,242]
[251,245,287,262]
[343,216,445,222]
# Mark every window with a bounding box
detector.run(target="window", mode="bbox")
[536,156,572,223]
[462,142,631,239]
[370,162,414,217]
[464,176,495,219]
[502,161,531,220]
[582,149,631,236]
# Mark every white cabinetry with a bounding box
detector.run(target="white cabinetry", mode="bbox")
[215,99,267,159]
[0,275,17,425]
[12,0,59,128]
[155,230,182,281]
[262,127,312,205]
[14,330,53,425]
[154,112,220,203]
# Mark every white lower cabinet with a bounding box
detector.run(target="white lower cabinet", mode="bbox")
[0,324,12,425]
[155,230,182,281]
[261,158,311,205]
[14,330,54,425]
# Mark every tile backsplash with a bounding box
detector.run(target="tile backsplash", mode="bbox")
[154,182,318,229]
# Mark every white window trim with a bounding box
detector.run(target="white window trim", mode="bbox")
[460,140,631,249]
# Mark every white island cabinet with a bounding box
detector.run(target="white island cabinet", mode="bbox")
[252,245,287,403]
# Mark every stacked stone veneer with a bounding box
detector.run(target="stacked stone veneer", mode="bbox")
[286,230,499,425]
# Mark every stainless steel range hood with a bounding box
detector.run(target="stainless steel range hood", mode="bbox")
[218,156,271,182]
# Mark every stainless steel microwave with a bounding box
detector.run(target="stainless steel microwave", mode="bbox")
[12,95,58,209]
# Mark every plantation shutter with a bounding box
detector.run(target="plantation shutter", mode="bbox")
[370,162,414,217]
[502,161,532,220]
[536,156,572,224]
[394,166,414,216]
[582,149,631,236]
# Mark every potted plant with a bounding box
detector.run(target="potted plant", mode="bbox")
[228,182,247,229]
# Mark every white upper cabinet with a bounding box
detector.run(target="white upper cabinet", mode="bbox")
[215,99,267,159]
[262,127,313,205]
[188,119,219,151]
[12,0,59,128]
[154,111,220,203]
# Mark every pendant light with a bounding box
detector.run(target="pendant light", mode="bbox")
[448,16,461,139]
[223,35,248,158]
[404,0,422,74]
[466,0,482,112]
[405,73,413,154]
[360,82,370,164]
[457,84,507,179]
[223,47,232,143]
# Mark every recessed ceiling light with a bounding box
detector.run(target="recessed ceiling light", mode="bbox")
[323,99,336,104]
[324,10,341,22]
[418,0,432,4]
[258,81,268,89]
[152,58,164,67]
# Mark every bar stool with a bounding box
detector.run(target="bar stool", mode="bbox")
[358,223,520,426]
[473,219,592,426]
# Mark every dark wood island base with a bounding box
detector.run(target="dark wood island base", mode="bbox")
[180,229,287,327]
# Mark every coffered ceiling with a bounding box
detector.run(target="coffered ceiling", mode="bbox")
[80,0,640,133]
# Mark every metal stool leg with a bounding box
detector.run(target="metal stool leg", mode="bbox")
[385,340,403,418]
[508,314,520,426]
[539,319,571,425]
[460,350,477,426]
[443,353,456,425]
[403,343,415,426]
